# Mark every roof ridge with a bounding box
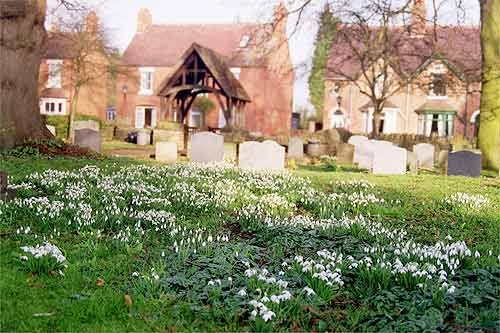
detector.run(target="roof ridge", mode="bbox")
[150,22,260,28]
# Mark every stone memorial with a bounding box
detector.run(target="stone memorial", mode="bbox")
[189,132,224,164]
[336,143,355,164]
[155,142,177,163]
[73,120,100,132]
[447,150,481,177]
[74,129,101,153]
[349,136,369,164]
[356,142,375,170]
[137,129,151,146]
[306,140,321,158]
[438,150,449,169]
[372,146,407,175]
[46,125,56,136]
[414,143,435,169]
[288,137,304,160]
[407,151,418,174]
[239,140,285,171]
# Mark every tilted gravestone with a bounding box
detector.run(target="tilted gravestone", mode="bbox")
[189,132,224,164]
[372,146,407,175]
[336,143,355,165]
[155,142,177,163]
[414,143,435,169]
[239,140,285,171]
[74,129,101,153]
[447,150,481,177]
[288,137,304,160]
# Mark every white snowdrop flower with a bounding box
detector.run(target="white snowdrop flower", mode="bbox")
[447,285,456,294]
[161,251,165,257]
[475,251,480,258]
[132,272,139,277]
[152,273,160,281]
[215,279,222,285]
[445,235,453,241]
[20,255,28,261]
[238,289,247,296]
[261,296,270,303]
[261,310,275,322]
[228,277,232,282]
[303,287,316,296]
[207,280,215,286]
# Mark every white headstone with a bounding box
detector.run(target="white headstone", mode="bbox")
[372,146,407,175]
[46,125,56,136]
[239,140,285,171]
[413,143,435,169]
[189,132,224,164]
[156,142,177,163]
[137,129,151,146]
[356,142,376,170]
[349,136,369,164]
[288,137,304,160]
[73,120,100,132]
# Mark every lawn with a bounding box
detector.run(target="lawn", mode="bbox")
[0,153,499,332]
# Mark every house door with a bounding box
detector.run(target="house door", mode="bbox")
[135,107,157,129]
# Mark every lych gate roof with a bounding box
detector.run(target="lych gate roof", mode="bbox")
[327,26,481,83]
[157,43,251,102]
[122,23,267,68]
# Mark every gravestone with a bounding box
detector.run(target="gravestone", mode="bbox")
[414,143,435,169]
[447,151,481,177]
[0,172,16,202]
[407,151,418,174]
[372,146,407,175]
[336,143,355,164]
[349,136,369,164]
[155,142,177,163]
[239,140,285,171]
[288,137,304,160]
[73,120,100,132]
[371,140,394,147]
[438,150,449,169]
[137,129,151,146]
[306,140,321,158]
[74,129,101,153]
[189,132,224,164]
[46,125,56,136]
[356,142,375,170]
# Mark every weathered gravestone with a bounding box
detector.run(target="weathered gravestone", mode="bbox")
[155,142,177,163]
[74,129,101,153]
[414,143,435,169]
[137,129,151,146]
[372,146,407,175]
[438,150,449,169]
[288,137,304,160]
[74,120,100,132]
[0,172,16,202]
[356,142,375,170]
[46,125,56,136]
[189,132,224,164]
[407,151,418,174]
[447,151,481,177]
[336,143,355,164]
[348,136,369,164]
[239,140,285,171]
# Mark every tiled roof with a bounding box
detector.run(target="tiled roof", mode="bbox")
[122,23,268,67]
[40,88,70,99]
[327,26,481,82]
[44,32,77,59]
[360,100,398,110]
[415,99,457,114]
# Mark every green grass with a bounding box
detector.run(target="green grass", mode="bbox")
[0,154,499,332]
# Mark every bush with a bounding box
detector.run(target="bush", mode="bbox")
[45,115,69,139]
[320,155,338,171]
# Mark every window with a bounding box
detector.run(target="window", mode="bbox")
[47,60,62,88]
[139,68,155,95]
[418,113,454,137]
[190,109,203,128]
[331,109,345,129]
[40,98,67,115]
[430,73,447,97]
[135,107,157,129]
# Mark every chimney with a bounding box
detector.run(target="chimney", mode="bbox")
[273,2,288,35]
[137,8,152,33]
[410,0,427,36]
[86,11,98,34]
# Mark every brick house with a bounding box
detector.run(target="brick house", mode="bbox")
[39,12,108,121]
[116,4,294,137]
[323,1,482,140]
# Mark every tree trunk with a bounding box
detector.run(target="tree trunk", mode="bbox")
[0,0,49,149]
[372,111,382,137]
[478,0,500,171]
[68,88,80,143]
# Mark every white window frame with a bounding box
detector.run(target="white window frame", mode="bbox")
[47,59,63,89]
[428,65,448,100]
[40,98,68,115]
[363,107,399,134]
[135,106,157,129]
[139,67,155,96]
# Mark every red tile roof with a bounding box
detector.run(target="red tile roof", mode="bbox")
[122,23,268,68]
[40,88,70,99]
[327,26,481,82]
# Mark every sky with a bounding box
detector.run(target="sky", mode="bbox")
[49,0,481,111]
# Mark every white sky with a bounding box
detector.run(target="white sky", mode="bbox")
[49,0,480,111]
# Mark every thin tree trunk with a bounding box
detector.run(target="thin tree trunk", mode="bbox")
[479,0,500,171]
[372,111,382,137]
[0,0,49,149]
[68,87,80,143]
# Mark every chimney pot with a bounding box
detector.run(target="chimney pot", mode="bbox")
[137,8,152,33]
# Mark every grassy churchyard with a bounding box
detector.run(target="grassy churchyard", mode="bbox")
[0,150,499,332]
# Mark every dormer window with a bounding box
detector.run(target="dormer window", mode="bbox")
[239,35,250,48]
[139,67,155,96]
[47,60,63,88]
[430,73,446,97]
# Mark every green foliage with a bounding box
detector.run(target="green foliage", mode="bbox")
[308,5,339,122]
[75,114,104,127]
[45,115,70,139]
[320,155,338,171]
[193,96,216,114]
